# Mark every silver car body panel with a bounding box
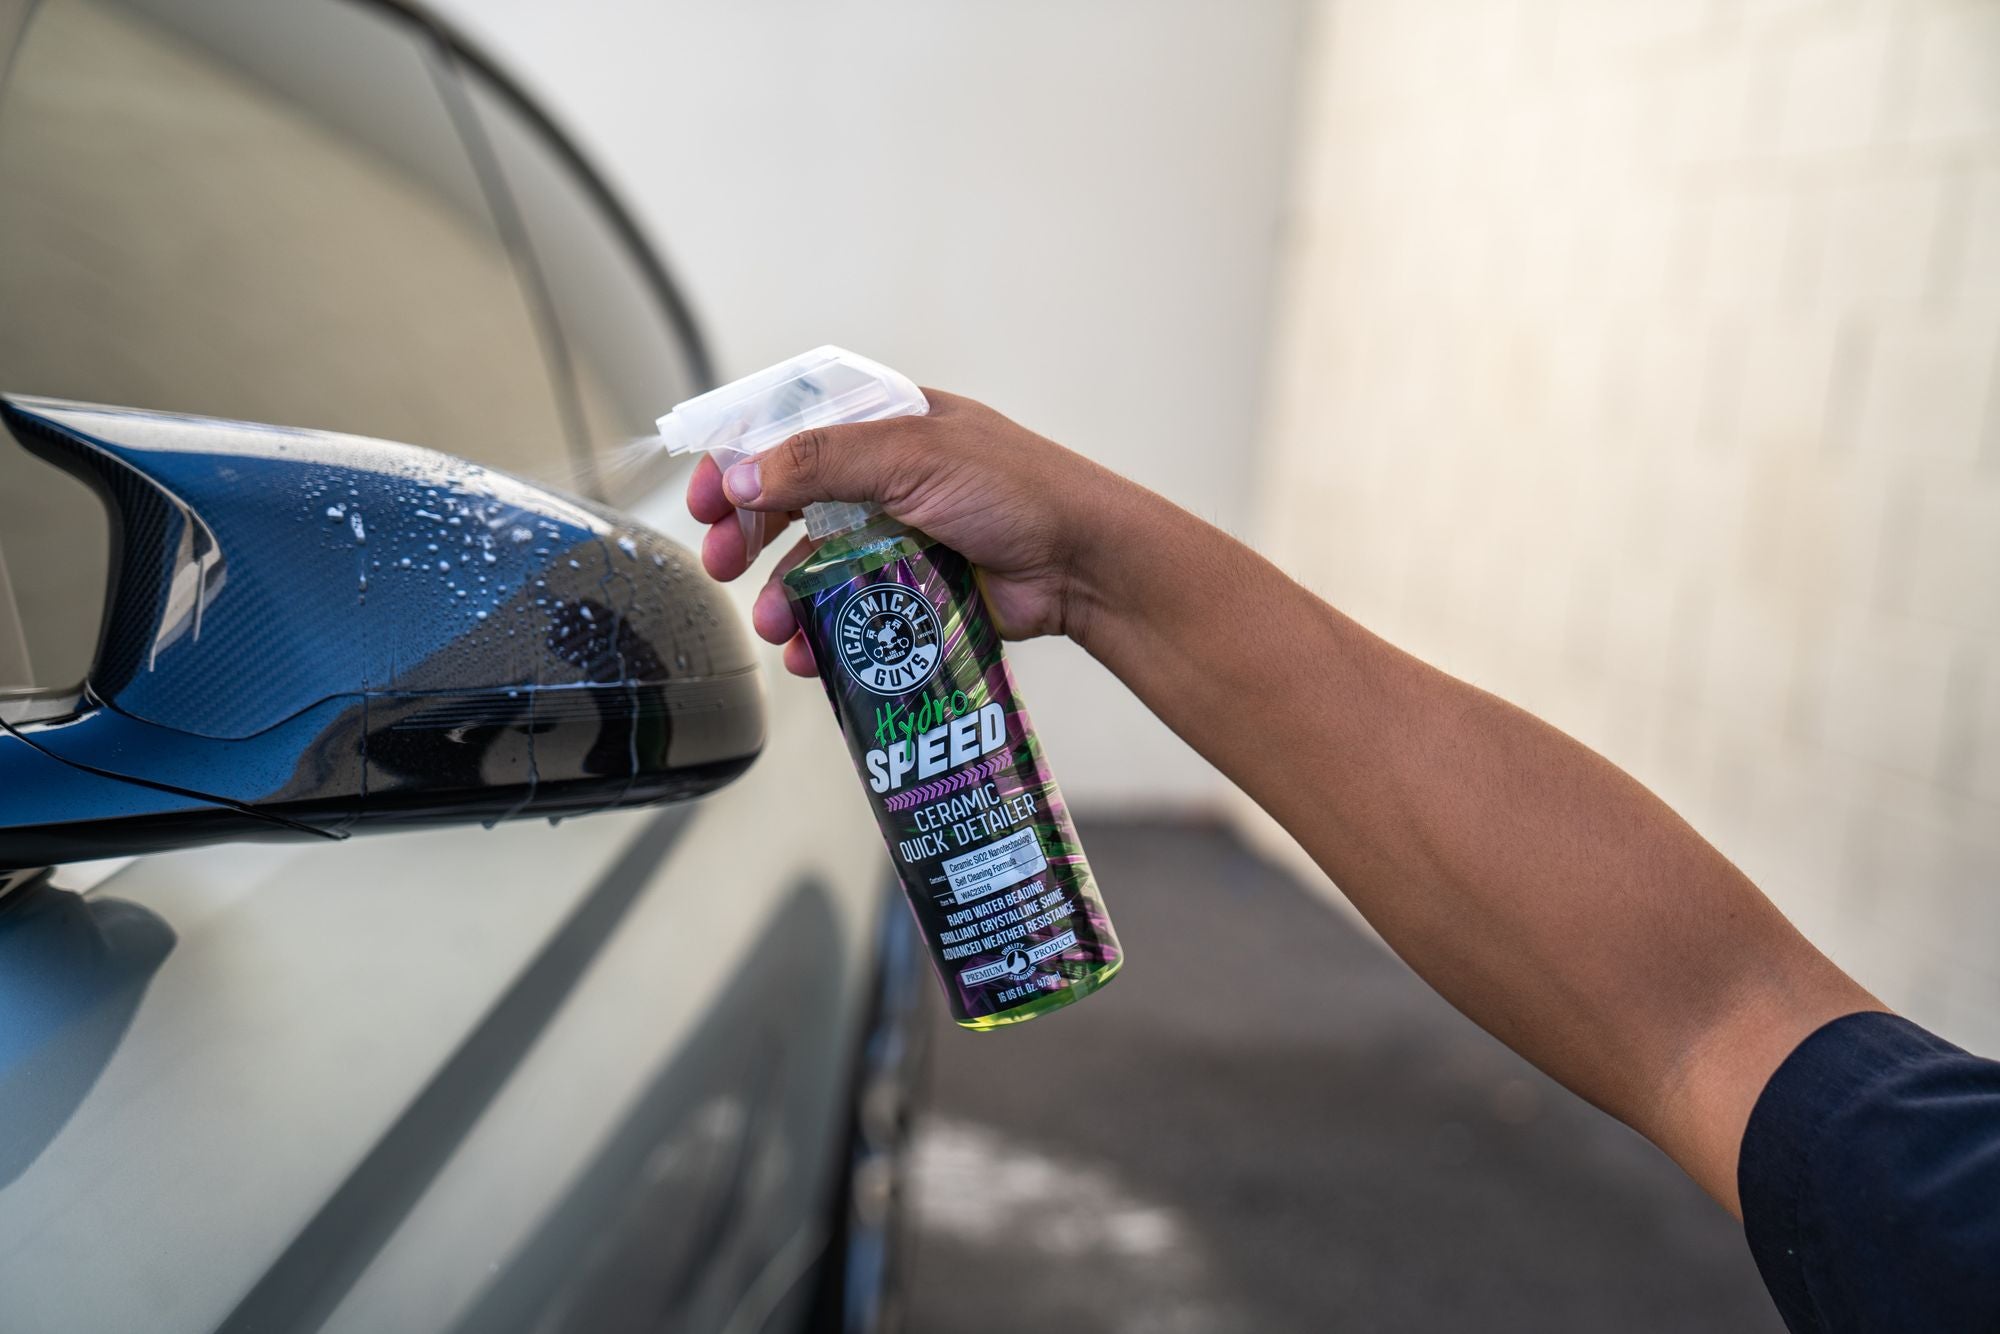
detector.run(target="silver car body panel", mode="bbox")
[0,482,894,1333]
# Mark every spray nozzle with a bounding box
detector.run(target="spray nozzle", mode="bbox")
[656,345,929,552]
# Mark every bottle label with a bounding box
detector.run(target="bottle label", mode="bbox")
[791,541,1120,1023]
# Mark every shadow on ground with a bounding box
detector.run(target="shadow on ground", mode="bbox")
[904,816,1782,1334]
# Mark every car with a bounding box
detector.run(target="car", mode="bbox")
[0,1,927,1331]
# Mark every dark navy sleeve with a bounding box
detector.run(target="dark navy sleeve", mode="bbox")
[1738,1011,2000,1334]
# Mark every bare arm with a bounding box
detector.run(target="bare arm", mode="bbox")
[688,391,1879,1213]
[1062,487,1877,1213]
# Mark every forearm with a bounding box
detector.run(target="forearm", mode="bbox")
[1068,489,1876,1211]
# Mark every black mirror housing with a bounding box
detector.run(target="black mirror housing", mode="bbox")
[0,398,762,867]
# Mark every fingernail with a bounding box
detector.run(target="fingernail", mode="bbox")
[723,460,761,503]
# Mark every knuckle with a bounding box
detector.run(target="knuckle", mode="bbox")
[785,428,831,483]
[878,438,932,509]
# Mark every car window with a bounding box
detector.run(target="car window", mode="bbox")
[0,545,30,694]
[456,67,708,505]
[0,0,573,693]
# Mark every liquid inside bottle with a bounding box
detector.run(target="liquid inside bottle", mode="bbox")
[784,511,1122,1029]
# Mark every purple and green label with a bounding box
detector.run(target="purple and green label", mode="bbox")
[789,540,1120,1025]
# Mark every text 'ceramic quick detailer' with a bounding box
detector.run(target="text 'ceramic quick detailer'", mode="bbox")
[658,347,1121,1029]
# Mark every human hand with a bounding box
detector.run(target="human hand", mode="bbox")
[685,389,1142,676]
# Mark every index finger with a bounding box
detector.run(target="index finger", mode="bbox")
[685,453,736,525]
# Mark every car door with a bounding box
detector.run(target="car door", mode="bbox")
[0,2,894,1331]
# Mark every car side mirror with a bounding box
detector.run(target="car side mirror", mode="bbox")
[0,397,763,868]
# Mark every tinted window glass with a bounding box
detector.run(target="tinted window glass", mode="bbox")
[460,71,706,504]
[0,0,569,691]
[0,547,30,693]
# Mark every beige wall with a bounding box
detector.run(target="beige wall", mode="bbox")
[1249,0,2000,1050]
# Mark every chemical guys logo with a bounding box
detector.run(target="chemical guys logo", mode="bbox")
[834,583,942,695]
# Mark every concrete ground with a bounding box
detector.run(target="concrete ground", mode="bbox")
[903,818,1783,1334]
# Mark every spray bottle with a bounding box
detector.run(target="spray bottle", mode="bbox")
[658,347,1122,1029]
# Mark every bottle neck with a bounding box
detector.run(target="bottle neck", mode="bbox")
[803,499,885,541]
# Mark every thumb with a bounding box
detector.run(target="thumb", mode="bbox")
[721,418,929,514]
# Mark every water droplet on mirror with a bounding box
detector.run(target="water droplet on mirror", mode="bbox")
[325,504,346,519]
